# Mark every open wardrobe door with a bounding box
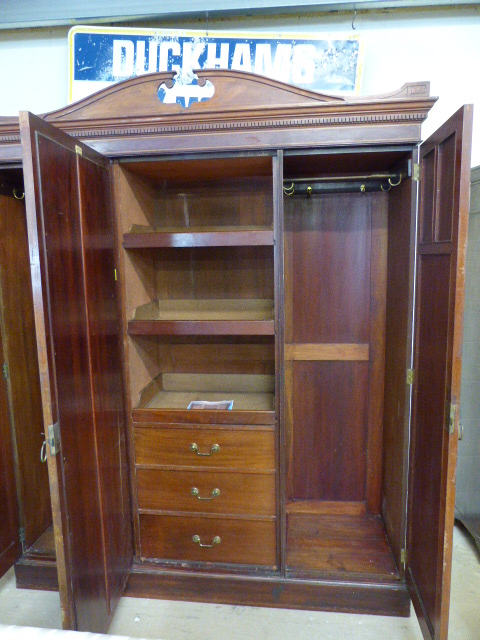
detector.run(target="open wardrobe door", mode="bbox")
[407,105,473,640]
[19,112,132,632]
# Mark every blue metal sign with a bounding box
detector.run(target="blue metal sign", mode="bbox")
[69,26,362,105]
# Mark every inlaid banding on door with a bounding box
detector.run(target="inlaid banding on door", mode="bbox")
[284,343,370,361]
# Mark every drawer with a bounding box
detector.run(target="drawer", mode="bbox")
[134,424,275,470]
[137,468,276,516]
[140,514,277,566]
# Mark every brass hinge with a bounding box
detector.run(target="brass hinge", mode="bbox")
[114,268,117,281]
[47,422,61,456]
[400,548,407,567]
[449,403,457,435]
[413,163,420,181]
[75,145,83,156]
[2,363,8,380]
[406,369,415,385]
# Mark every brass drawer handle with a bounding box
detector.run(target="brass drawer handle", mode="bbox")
[191,487,221,500]
[192,534,221,548]
[190,442,220,457]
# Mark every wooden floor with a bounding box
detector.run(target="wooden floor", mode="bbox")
[19,516,400,586]
[286,513,400,581]
[26,525,55,558]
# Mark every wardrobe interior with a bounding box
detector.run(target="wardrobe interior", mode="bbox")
[0,140,420,588]
[0,166,55,579]
[110,145,416,582]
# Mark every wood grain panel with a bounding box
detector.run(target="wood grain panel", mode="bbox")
[128,319,275,336]
[149,181,273,230]
[21,114,132,632]
[123,227,274,248]
[408,105,472,640]
[409,253,451,628]
[285,343,369,361]
[381,168,416,571]
[133,408,275,425]
[0,193,51,549]
[154,339,275,375]
[366,194,388,513]
[135,424,275,470]
[153,246,274,302]
[121,156,273,185]
[286,501,366,516]
[420,148,435,244]
[14,557,59,591]
[137,469,275,516]
[78,153,132,617]
[140,514,276,566]
[0,319,20,578]
[290,361,369,502]
[435,133,456,242]
[126,563,409,616]
[287,514,398,579]
[136,372,275,412]
[128,298,275,336]
[284,194,371,344]
[35,132,109,630]
[26,525,56,557]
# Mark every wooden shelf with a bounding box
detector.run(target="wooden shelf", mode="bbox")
[123,225,274,248]
[128,299,275,336]
[136,373,275,412]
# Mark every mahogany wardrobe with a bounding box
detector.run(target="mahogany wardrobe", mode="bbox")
[0,70,472,640]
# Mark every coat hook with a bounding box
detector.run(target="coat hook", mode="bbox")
[352,9,357,30]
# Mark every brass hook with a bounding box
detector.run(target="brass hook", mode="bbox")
[13,188,25,200]
[381,183,392,192]
[388,174,402,187]
[283,182,295,196]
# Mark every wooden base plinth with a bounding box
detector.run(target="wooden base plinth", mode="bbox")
[14,558,59,591]
[125,565,410,617]
[13,557,409,617]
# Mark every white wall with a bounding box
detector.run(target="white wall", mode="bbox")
[1,7,480,165]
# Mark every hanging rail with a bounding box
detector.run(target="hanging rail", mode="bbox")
[283,170,406,196]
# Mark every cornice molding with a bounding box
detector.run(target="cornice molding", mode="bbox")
[0,71,436,156]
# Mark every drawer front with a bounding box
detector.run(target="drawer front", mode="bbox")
[137,468,276,516]
[134,425,275,470]
[140,514,277,566]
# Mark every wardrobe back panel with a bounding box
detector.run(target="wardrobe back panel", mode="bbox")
[284,192,387,506]
[0,192,50,548]
[290,360,369,501]
[285,195,371,344]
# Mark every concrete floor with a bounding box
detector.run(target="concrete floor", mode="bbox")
[0,524,478,640]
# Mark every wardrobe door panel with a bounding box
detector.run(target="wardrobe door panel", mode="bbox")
[20,112,132,633]
[408,105,473,640]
